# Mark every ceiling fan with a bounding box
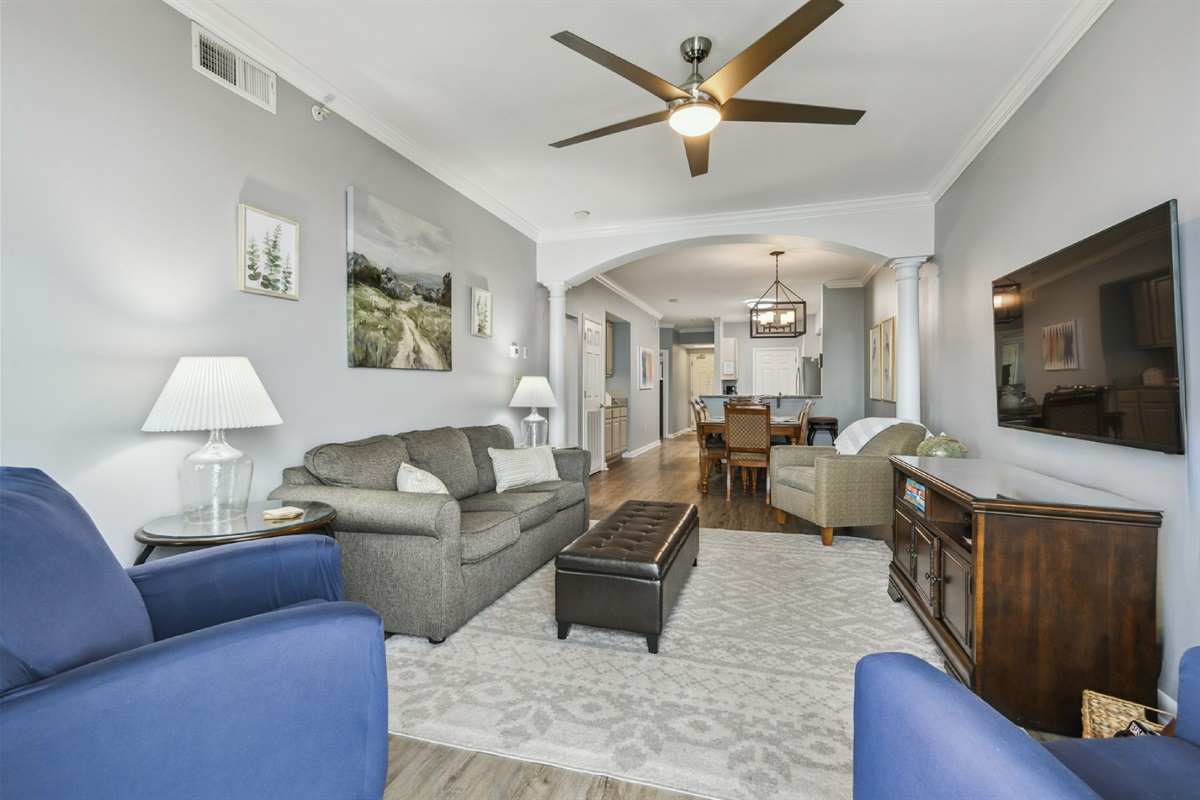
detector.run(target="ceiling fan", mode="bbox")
[549,0,864,177]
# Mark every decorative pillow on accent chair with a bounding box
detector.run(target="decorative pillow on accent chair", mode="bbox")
[488,446,560,492]
[395,462,449,494]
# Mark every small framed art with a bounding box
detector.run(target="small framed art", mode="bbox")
[471,287,493,338]
[239,204,299,300]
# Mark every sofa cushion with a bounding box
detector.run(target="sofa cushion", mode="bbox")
[0,468,154,692]
[488,446,560,492]
[461,425,516,494]
[858,422,929,456]
[401,427,479,500]
[507,480,586,511]
[459,511,521,563]
[395,462,449,494]
[775,465,816,494]
[460,491,556,531]
[304,435,409,489]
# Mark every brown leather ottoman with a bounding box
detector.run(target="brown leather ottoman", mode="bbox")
[555,499,699,654]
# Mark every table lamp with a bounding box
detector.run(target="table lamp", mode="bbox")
[142,356,282,523]
[509,376,557,447]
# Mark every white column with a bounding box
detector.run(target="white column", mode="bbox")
[890,257,928,423]
[544,281,568,447]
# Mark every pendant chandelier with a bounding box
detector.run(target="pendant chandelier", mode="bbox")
[749,251,807,338]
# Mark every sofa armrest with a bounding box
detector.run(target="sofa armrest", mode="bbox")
[853,653,1098,800]
[268,484,459,539]
[552,448,590,484]
[127,535,345,641]
[0,602,388,800]
[770,445,836,473]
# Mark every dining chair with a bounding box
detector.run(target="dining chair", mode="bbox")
[724,403,771,503]
[797,399,815,445]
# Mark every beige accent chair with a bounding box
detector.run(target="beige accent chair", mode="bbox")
[770,422,928,545]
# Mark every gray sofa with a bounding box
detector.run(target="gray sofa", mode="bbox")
[269,424,589,642]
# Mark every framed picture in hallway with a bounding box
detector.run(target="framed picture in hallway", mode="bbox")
[881,316,896,402]
[869,324,882,400]
[638,346,654,389]
[470,287,492,338]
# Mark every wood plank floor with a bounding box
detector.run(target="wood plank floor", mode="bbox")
[384,434,887,799]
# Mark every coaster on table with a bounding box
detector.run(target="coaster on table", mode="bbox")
[263,506,304,522]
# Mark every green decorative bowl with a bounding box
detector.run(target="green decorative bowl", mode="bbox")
[917,434,968,458]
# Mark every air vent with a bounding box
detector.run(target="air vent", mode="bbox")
[191,23,276,114]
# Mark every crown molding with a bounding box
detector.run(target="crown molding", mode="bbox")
[538,193,933,243]
[164,0,540,240]
[927,0,1113,202]
[592,275,663,320]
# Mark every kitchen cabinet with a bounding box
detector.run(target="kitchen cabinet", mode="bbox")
[604,400,627,460]
[889,456,1161,736]
[720,337,738,380]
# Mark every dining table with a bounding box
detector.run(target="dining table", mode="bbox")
[696,416,807,495]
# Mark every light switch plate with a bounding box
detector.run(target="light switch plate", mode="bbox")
[509,344,520,358]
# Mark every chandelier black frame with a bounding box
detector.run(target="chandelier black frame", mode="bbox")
[749,251,807,338]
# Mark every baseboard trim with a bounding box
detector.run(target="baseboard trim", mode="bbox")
[623,440,662,459]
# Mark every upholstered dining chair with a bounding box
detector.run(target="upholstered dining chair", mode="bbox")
[725,403,772,502]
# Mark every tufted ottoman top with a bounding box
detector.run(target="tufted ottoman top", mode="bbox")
[556,500,698,580]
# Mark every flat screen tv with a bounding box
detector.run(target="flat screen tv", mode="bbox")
[993,200,1185,454]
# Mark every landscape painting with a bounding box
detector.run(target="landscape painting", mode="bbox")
[347,188,452,370]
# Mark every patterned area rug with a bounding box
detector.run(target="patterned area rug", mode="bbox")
[385,528,941,800]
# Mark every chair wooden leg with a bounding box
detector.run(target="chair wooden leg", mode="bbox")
[726,467,733,502]
[821,527,834,546]
[775,508,787,524]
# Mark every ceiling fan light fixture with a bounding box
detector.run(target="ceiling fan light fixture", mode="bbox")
[668,100,721,137]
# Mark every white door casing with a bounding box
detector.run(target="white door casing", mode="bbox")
[582,316,605,474]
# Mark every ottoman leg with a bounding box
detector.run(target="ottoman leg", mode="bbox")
[558,621,571,640]
[646,634,659,654]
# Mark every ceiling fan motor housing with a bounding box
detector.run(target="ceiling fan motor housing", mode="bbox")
[680,36,712,65]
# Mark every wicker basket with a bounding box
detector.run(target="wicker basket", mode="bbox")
[1082,689,1173,738]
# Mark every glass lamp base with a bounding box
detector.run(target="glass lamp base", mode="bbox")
[521,410,548,448]
[179,429,253,523]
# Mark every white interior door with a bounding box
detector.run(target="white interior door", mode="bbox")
[582,316,605,474]
[753,347,800,395]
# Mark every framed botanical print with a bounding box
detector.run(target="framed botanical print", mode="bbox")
[869,324,882,400]
[471,287,493,338]
[239,204,299,300]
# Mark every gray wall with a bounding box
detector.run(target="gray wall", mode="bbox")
[0,1,544,564]
[818,287,866,430]
[929,0,1199,700]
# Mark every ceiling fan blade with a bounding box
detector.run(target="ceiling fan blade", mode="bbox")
[549,110,670,148]
[698,0,844,105]
[683,134,710,177]
[552,31,691,103]
[721,98,864,125]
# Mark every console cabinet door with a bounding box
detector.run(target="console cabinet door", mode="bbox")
[893,507,915,580]
[939,545,973,651]
[912,522,937,615]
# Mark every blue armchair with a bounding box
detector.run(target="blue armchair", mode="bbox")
[0,467,388,799]
[853,649,1200,800]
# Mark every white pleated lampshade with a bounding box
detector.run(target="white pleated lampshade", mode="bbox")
[510,376,557,409]
[142,356,282,432]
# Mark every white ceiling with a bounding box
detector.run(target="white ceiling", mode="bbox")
[172,0,1108,327]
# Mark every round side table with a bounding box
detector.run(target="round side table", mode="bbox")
[134,500,336,565]
[807,417,839,446]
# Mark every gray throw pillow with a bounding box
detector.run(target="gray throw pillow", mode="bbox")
[304,435,410,489]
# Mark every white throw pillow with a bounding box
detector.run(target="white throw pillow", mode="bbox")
[396,462,449,494]
[488,446,560,493]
